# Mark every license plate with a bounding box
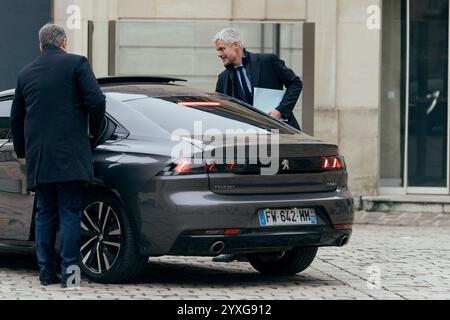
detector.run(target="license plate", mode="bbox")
[258,208,317,226]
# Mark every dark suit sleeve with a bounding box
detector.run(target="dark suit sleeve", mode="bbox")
[270,54,303,117]
[215,73,225,94]
[215,76,221,93]
[10,80,27,159]
[76,57,106,139]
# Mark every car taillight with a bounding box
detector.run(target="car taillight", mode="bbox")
[158,158,223,176]
[160,158,238,176]
[322,156,343,170]
[334,224,353,230]
[185,228,242,235]
[173,158,192,174]
[177,102,222,107]
[170,158,209,175]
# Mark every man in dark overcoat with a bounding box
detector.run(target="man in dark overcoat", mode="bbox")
[10,23,106,286]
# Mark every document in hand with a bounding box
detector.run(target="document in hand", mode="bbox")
[253,87,285,113]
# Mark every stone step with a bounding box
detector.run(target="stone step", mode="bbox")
[358,195,450,214]
[354,195,450,227]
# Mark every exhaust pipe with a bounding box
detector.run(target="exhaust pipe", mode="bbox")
[339,235,349,247]
[210,241,226,254]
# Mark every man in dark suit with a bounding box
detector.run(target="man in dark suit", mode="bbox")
[212,28,303,263]
[10,24,106,287]
[214,28,302,130]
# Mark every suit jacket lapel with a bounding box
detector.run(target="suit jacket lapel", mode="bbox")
[248,52,261,89]
[227,67,236,97]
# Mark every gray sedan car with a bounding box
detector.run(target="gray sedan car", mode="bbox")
[0,77,354,283]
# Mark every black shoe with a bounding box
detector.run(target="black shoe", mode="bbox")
[60,275,69,288]
[212,254,241,263]
[39,273,60,286]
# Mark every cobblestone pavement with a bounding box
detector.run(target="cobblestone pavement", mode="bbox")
[0,224,449,300]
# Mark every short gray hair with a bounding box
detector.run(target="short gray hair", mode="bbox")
[39,23,66,47]
[213,28,244,46]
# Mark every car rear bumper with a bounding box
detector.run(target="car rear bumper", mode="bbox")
[135,186,354,255]
[169,227,352,256]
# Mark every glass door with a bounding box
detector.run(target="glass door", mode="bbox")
[380,0,449,195]
[406,0,449,193]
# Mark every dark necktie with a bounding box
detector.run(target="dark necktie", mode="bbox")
[236,66,253,105]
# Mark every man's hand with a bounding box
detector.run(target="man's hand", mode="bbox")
[268,109,282,120]
[18,158,26,166]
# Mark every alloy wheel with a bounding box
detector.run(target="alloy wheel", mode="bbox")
[80,201,122,274]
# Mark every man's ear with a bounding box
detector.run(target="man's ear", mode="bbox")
[60,38,68,52]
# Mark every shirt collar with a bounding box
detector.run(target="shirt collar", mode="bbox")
[42,44,64,52]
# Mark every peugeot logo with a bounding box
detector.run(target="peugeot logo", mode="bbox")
[281,159,290,171]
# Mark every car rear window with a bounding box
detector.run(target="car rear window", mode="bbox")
[125,94,297,135]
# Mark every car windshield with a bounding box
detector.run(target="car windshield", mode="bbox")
[125,94,297,135]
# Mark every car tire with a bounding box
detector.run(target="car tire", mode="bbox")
[246,246,318,276]
[79,191,147,283]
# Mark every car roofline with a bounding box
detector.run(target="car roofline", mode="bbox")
[0,76,187,98]
[98,76,187,87]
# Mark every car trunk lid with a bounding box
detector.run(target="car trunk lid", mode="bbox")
[182,133,345,195]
